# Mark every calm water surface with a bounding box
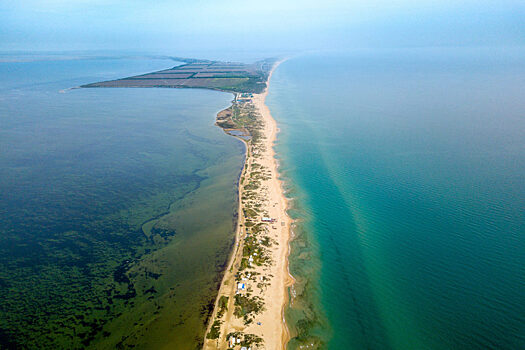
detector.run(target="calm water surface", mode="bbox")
[268,48,525,350]
[0,56,243,348]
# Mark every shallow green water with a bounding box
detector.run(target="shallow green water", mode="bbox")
[268,48,525,349]
[0,56,244,348]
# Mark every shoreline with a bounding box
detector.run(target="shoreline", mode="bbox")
[253,65,295,348]
[203,60,294,350]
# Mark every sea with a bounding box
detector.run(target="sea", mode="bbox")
[0,54,244,348]
[267,48,525,350]
[1,48,523,350]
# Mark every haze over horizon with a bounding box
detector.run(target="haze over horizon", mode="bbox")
[1,1,524,349]
[1,0,524,56]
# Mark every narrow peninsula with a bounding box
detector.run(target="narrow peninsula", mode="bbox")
[82,57,274,93]
[82,58,292,350]
[203,62,292,350]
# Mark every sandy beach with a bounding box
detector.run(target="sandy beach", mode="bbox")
[203,62,293,350]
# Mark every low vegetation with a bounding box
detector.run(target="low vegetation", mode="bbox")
[206,320,221,340]
[83,57,277,94]
[217,296,229,318]
[233,295,265,324]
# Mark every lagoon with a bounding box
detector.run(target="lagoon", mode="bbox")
[0,56,244,348]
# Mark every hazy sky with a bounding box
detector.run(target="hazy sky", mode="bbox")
[1,0,523,54]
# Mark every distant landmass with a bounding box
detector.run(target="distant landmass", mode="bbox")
[82,57,277,93]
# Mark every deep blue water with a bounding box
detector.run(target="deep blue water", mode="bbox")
[268,48,525,349]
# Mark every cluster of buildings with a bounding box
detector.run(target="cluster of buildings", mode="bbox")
[228,335,253,350]
[261,217,276,223]
[235,93,254,104]
[235,216,276,293]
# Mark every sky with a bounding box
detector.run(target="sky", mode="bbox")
[1,0,523,55]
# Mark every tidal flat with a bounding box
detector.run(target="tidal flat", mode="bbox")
[0,56,244,349]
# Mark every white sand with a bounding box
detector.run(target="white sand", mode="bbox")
[203,62,292,350]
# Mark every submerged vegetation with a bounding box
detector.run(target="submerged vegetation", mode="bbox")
[1,56,276,349]
[0,168,199,348]
[0,82,243,349]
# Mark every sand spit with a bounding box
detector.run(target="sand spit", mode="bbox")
[203,62,293,350]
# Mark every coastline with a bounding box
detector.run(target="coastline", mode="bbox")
[252,65,295,348]
[203,61,293,350]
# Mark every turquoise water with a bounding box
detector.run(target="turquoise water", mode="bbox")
[268,48,525,349]
[0,56,243,348]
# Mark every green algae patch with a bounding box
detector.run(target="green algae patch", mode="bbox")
[0,86,244,349]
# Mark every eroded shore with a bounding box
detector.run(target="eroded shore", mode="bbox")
[203,63,293,350]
